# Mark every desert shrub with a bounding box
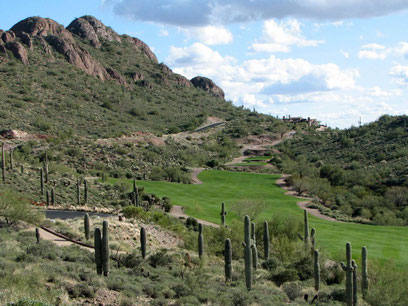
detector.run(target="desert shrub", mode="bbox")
[122,206,144,219]
[282,282,302,301]
[270,268,299,286]
[261,256,281,271]
[148,249,172,268]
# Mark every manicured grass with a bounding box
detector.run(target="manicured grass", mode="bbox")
[111,170,408,266]
[243,156,272,161]
[231,162,268,166]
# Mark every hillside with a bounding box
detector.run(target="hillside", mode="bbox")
[0,16,279,138]
[273,115,408,225]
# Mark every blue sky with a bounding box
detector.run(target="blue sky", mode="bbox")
[3,1,408,128]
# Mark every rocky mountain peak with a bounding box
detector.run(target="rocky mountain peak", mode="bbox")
[191,76,225,100]
[67,16,121,48]
[10,17,73,41]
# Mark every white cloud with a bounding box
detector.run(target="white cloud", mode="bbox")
[358,42,408,60]
[112,0,408,26]
[181,25,233,45]
[390,65,408,85]
[250,19,323,53]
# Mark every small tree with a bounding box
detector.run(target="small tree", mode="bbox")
[0,189,44,226]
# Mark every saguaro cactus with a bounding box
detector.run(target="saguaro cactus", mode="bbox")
[341,242,354,306]
[362,246,368,297]
[225,238,232,282]
[314,250,320,292]
[140,227,146,259]
[76,178,80,205]
[102,221,109,276]
[198,223,204,258]
[251,222,256,244]
[94,228,102,275]
[21,164,24,174]
[51,188,55,206]
[40,168,44,195]
[35,228,40,244]
[311,228,316,251]
[84,179,88,204]
[303,210,309,244]
[46,190,50,207]
[44,151,48,183]
[220,202,227,226]
[84,213,90,240]
[251,244,258,269]
[263,221,269,260]
[9,148,13,170]
[243,215,253,290]
[2,143,5,183]
[352,260,358,306]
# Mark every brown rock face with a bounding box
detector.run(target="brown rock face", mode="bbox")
[16,31,32,49]
[2,31,16,43]
[106,67,127,85]
[124,35,158,63]
[130,72,144,81]
[5,42,28,64]
[45,35,108,80]
[67,16,121,48]
[191,76,225,99]
[11,17,73,41]
[174,74,192,88]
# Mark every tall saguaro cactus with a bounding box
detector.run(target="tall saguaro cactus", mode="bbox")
[314,250,320,292]
[84,179,88,204]
[133,180,139,206]
[76,178,80,205]
[243,215,253,290]
[35,228,40,244]
[140,227,146,259]
[84,213,90,240]
[40,168,44,195]
[311,228,316,251]
[102,221,109,276]
[303,210,309,244]
[263,221,269,260]
[198,223,204,258]
[51,188,55,206]
[362,246,368,297]
[352,260,358,306]
[220,202,227,226]
[225,238,232,282]
[94,228,102,275]
[2,143,5,183]
[341,242,355,306]
[46,190,50,207]
[251,222,256,244]
[9,148,13,170]
[251,244,258,269]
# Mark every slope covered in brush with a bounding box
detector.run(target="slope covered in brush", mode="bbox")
[275,115,408,225]
[0,16,278,138]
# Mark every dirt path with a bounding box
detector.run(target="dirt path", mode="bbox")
[28,226,94,251]
[170,205,219,228]
[191,167,205,184]
[275,176,342,223]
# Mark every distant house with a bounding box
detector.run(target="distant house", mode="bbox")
[282,115,320,127]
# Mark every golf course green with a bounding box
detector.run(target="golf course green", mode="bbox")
[113,170,408,265]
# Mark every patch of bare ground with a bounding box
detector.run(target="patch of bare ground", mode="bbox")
[190,167,205,184]
[276,175,343,223]
[170,205,219,228]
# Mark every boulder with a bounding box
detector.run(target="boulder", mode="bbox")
[67,16,121,48]
[190,76,225,99]
[2,31,16,43]
[105,67,127,85]
[16,31,32,49]
[5,42,28,64]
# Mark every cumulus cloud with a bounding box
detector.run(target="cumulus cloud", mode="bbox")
[250,19,323,53]
[358,42,408,60]
[181,26,233,45]
[166,43,357,102]
[390,65,408,85]
[111,0,408,26]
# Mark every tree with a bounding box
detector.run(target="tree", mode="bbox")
[230,199,266,220]
[0,189,44,226]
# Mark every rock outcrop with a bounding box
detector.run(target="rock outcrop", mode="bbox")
[191,76,225,99]
[5,42,28,64]
[67,16,121,48]
[16,31,32,50]
[2,31,16,43]
[11,17,73,41]
[45,35,109,80]
[124,35,158,63]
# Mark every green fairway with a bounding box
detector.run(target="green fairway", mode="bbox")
[243,156,272,161]
[112,170,408,265]
[231,162,268,166]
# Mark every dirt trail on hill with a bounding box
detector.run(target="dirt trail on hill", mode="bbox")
[170,206,219,228]
[28,227,94,250]
[191,167,205,184]
[275,176,343,223]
